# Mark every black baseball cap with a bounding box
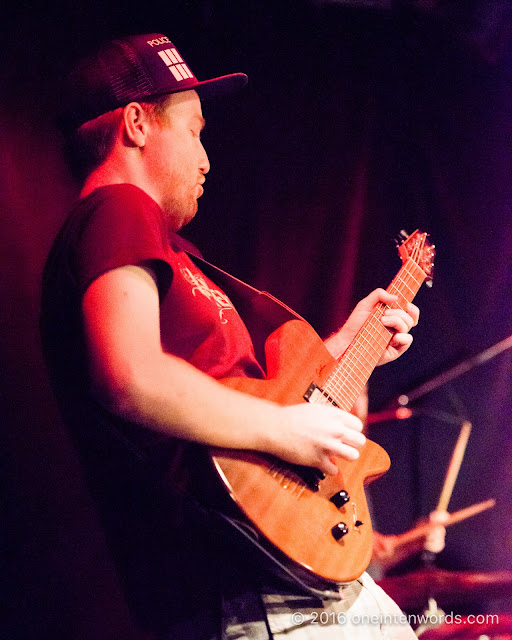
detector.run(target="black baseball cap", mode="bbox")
[60,33,248,131]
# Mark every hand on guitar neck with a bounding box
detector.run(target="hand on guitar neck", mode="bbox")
[324,288,420,364]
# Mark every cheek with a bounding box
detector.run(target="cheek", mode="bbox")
[166,143,193,177]
[149,146,175,182]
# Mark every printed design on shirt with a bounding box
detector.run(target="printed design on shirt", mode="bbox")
[180,267,233,324]
[157,48,194,82]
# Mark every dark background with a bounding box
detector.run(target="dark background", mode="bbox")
[1,1,511,638]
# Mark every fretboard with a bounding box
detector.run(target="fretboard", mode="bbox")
[322,259,426,411]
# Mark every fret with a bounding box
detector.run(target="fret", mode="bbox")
[357,326,390,356]
[330,353,373,389]
[356,322,388,355]
[340,345,376,373]
[326,363,371,406]
[390,279,415,299]
[327,370,361,399]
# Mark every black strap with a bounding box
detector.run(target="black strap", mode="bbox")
[172,234,308,371]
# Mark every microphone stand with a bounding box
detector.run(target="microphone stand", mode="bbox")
[395,334,512,407]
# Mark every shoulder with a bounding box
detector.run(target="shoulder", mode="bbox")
[67,183,169,251]
[49,184,174,296]
[79,183,164,224]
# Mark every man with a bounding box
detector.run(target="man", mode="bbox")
[41,33,420,639]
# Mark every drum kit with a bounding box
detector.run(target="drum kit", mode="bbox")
[369,335,512,639]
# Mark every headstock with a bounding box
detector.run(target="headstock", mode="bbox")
[396,229,435,286]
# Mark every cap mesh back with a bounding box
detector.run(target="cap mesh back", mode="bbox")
[109,40,155,103]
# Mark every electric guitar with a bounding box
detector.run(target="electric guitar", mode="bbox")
[209,230,435,591]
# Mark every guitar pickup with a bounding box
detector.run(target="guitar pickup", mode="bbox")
[303,382,339,407]
[286,463,325,492]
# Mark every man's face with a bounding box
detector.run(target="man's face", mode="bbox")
[146,90,209,230]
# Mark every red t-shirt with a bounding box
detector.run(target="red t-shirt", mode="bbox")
[71,183,265,380]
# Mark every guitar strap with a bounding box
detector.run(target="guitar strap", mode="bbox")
[173,233,308,372]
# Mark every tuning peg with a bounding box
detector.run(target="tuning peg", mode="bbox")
[394,229,409,246]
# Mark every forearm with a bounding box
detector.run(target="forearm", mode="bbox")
[91,349,366,476]
[93,351,280,451]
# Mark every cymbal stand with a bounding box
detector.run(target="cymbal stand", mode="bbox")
[415,421,473,636]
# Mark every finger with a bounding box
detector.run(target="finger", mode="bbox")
[321,406,363,431]
[338,428,366,449]
[318,455,341,476]
[406,302,420,326]
[389,333,413,352]
[382,308,414,332]
[336,442,362,461]
[325,437,365,461]
[381,314,409,334]
[360,288,397,310]
[335,410,364,432]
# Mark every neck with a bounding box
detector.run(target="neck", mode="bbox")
[80,166,126,198]
[80,146,155,202]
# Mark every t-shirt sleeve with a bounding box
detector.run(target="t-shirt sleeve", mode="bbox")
[72,186,173,297]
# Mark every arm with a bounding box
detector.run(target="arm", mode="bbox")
[372,511,449,572]
[82,264,366,475]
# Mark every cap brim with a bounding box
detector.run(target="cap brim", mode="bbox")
[193,72,248,99]
[58,71,248,133]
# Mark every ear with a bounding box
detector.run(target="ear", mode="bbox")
[122,102,150,148]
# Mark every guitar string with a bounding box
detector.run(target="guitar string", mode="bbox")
[332,261,424,365]
[322,260,425,408]
[324,303,421,405]
[323,294,418,406]
[326,304,417,399]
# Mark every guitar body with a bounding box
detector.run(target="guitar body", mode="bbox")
[212,319,391,586]
[205,230,434,590]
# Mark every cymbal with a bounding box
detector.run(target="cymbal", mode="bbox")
[378,569,512,610]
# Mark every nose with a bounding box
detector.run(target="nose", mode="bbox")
[199,141,210,175]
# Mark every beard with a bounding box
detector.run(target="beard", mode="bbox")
[160,187,199,232]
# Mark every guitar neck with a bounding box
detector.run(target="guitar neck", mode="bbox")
[324,258,427,411]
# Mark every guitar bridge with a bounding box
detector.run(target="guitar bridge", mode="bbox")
[304,382,340,408]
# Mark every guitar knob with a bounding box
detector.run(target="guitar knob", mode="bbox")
[331,522,349,541]
[330,490,350,508]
